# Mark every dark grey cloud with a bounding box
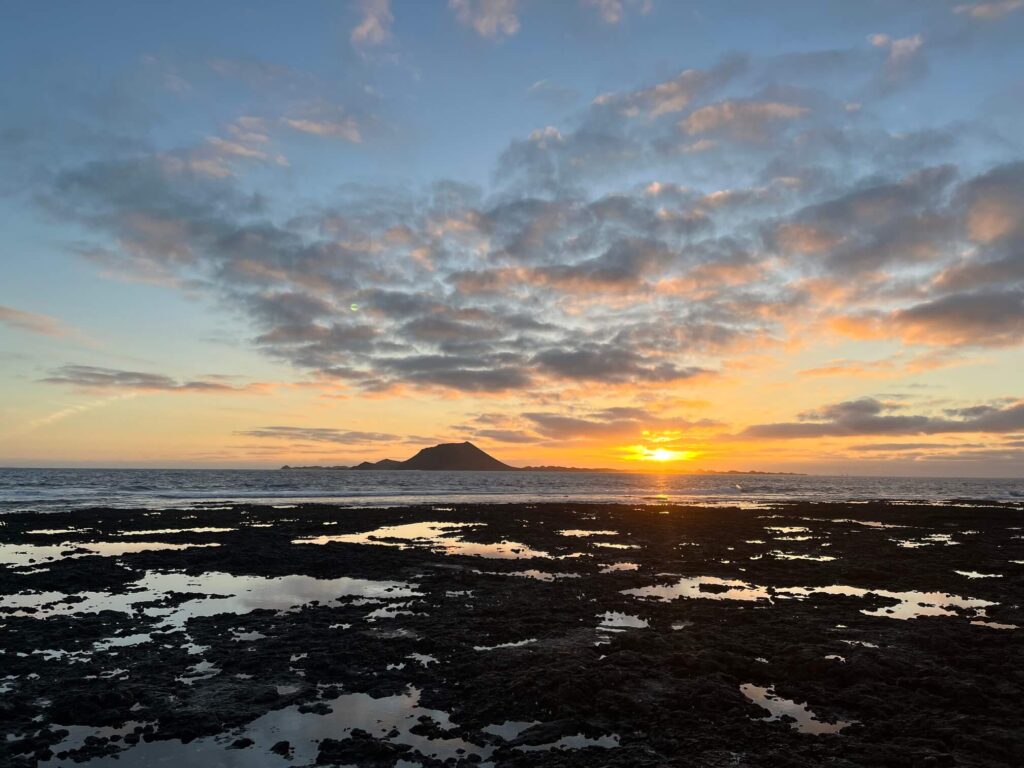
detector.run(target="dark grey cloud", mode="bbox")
[743,397,1024,439]
[468,428,539,444]
[524,408,719,440]
[374,353,533,392]
[236,426,399,444]
[847,442,978,452]
[532,344,710,384]
[892,289,1024,346]
[42,365,259,392]
[766,164,958,274]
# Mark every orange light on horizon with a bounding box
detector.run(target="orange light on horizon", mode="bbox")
[621,444,700,463]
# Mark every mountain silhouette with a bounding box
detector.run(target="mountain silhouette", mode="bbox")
[283,442,514,471]
[393,442,513,471]
[354,459,404,470]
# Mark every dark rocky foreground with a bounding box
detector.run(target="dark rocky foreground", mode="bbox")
[2,500,1023,767]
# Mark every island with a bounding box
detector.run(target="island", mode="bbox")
[283,442,513,471]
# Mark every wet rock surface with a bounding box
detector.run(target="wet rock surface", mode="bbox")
[1,500,1023,766]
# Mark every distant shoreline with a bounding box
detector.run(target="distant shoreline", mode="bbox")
[279,465,807,475]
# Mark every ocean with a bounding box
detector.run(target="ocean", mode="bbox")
[0,467,1021,512]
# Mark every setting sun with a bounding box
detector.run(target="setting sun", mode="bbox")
[622,445,700,464]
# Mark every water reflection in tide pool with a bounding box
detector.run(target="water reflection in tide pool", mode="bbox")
[45,688,485,766]
[6,571,420,628]
[480,568,580,581]
[623,575,1008,625]
[515,733,621,752]
[292,521,553,559]
[483,720,540,740]
[624,576,772,602]
[43,686,619,767]
[1,541,220,569]
[600,562,640,573]
[741,684,853,735]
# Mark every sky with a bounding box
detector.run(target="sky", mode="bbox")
[1,0,1023,475]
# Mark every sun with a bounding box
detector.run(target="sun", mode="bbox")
[621,444,699,464]
[649,448,678,462]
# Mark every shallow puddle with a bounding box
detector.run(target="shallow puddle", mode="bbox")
[769,551,837,562]
[516,733,620,752]
[1,541,220,568]
[473,638,537,651]
[42,685,617,766]
[598,611,649,630]
[740,684,853,735]
[624,576,771,602]
[600,562,639,573]
[955,570,1002,579]
[293,521,553,559]
[894,533,960,548]
[486,569,580,581]
[6,571,420,630]
[45,687,488,766]
[116,528,236,536]
[824,519,906,529]
[623,575,999,622]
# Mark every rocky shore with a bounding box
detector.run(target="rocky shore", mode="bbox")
[2,500,1022,767]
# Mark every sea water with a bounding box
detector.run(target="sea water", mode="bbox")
[0,468,1021,512]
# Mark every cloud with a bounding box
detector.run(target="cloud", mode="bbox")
[767,164,957,274]
[37,135,1019,400]
[868,33,926,93]
[237,426,400,444]
[150,117,290,179]
[797,350,964,379]
[742,397,1024,439]
[892,290,1024,347]
[497,67,807,191]
[678,99,809,141]
[581,0,652,24]
[449,0,520,40]
[21,50,1024,407]
[42,365,266,393]
[847,442,970,452]
[495,124,639,195]
[0,305,75,337]
[471,428,539,443]
[283,117,362,143]
[959,160,1024,244]
[524,407,719,440]
[593,55,746,118]
[533,344,710,384]
[351,0,393,51]
[953,1,1023,20]
[3,393,139,439]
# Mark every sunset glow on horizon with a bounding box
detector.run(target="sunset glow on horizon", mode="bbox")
[1,2,1023,476]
